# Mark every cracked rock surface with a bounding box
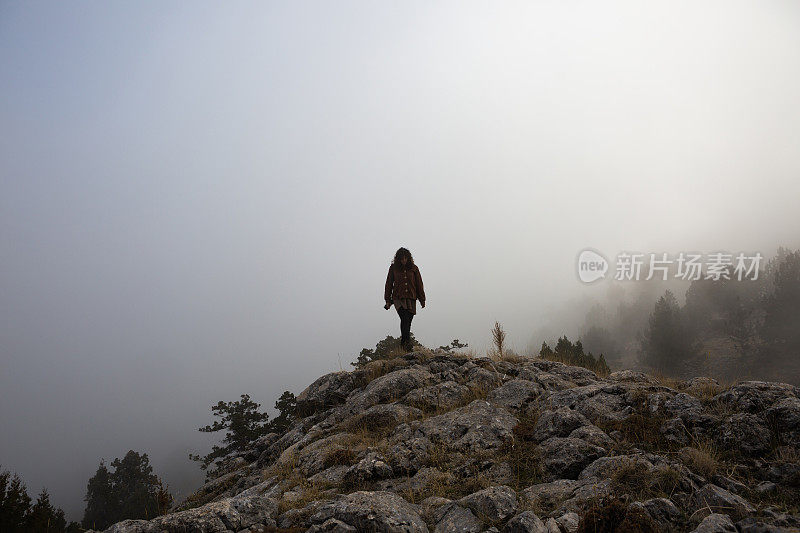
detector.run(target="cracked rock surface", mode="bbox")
[90,351,800,533]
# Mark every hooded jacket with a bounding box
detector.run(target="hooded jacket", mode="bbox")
[384,263,425,305]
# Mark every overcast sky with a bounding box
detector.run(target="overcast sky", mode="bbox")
[2,0,799,521]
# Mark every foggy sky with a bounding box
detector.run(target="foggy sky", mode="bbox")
[2,1,799,521]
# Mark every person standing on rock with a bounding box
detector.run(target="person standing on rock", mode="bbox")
[384,247,425,351]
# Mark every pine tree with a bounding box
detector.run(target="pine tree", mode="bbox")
[190,394,271,470]
[82,452,165,529]
[28,488,66,533]
[0,469,32,533]
[82,461,116,530]
[110,451,160,521]
[640,290,696,374]
[268,391,297,434]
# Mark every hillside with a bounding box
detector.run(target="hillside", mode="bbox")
[90,350,800,533]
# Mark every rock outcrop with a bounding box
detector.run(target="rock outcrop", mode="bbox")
[90,351,800,533]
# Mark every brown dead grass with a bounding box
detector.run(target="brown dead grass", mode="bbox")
[577,496,660,533]
[608,458,683,500]
[652,372,683,390]
[680,441,720,480]
[361,356,410,384]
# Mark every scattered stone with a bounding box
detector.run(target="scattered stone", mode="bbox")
[487,379,544,412]
[608,370,659,384]
[502,511,549,533]
[532,408,590,442]
[307,517,358,532]
[661,416,690,446]
[764,397,800,441]
[458,485,518,522]
[414,400,518,452]
[631,497,681,526]
[404,381,472,412]
[309,491,428,533]
[568,424,614,449]
[343,452,394,486]
[717,413,771,456]
[692,483,756,520]
[297,371,362,414]
[539,437,606,481]
[432,503,482,533]
[555,511,580,532]
[716,381,798,414]
[756,481,778,494]
[690,513,737,533]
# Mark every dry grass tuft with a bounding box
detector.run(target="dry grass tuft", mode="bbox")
[361,357,409,384]
[773,445,800,464]
[276,480,326,514]
[652,372,683,390]
[608,459,683,500]
[490,321,506,360]
[596,411,670,454]
[577,496,660,533]
[321,447,356,470]
[680,441,720,480]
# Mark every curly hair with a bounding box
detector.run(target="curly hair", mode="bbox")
[392,247,415,270]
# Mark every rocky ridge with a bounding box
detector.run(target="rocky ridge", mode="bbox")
[92,351,800,532]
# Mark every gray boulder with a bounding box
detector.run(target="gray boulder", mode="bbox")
[343,452,394,486]
[567,425,614,449]
[546,383,636,423]
[309,491,428,532]
[307,518,359,532]
[357,368,434,411]
[403,381,472,412]
[532,408,590,442]
[458,485,518,522]
[101,493,278,533]
[555,511,580,532]
[764,397,800,441]
[716,381,798,414]
[487,380,544,412]
[539,437,606,481]
[521,479,580,512]
[691,513,737,533]
[297,371,361,414]
[502,511,549,533]
[631,497,681,527]
[717,413,770,456]
[661,416,691,446]
[692,483,756,520]
[414,400,517,452]
[432,503,482,533]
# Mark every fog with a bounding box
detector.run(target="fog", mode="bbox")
[2,0,799,522]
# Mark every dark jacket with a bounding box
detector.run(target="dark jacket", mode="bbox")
[385,264,425,304]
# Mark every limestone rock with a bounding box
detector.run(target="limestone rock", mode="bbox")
[309,491,428,533]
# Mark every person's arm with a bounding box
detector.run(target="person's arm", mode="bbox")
[415,266,425,306]
[384,264,394,304]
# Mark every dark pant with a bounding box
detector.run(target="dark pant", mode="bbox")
[396,307,414,347]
